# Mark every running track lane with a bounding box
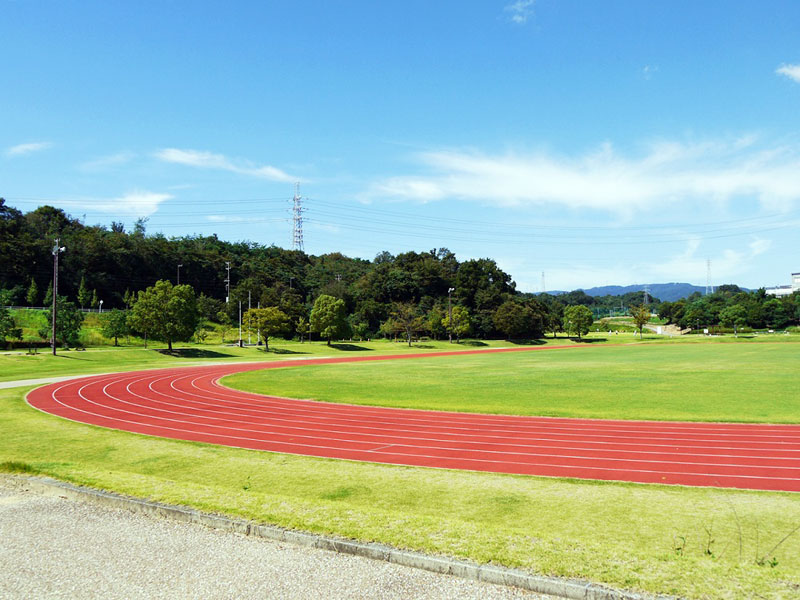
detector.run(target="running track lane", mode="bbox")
[26,346,800,492]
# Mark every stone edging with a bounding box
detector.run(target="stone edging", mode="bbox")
[3,475,677,600]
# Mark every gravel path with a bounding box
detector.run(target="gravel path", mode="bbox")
[0,482,551,599]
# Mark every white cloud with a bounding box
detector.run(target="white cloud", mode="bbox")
[6,141,53,156]
[369,137,800,214]
[155,148,296,183]
[504,0,535,24]
[80,152,135,171]
[776,63,800,83]
[642,65,659,80]
[56,191,172,217]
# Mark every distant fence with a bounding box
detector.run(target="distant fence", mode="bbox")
[2,306,113,313]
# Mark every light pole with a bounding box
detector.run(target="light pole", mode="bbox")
[51,240,66,356]
[99,299,103,314]
[447,287,454,343]
[177,264,183,286]
[225,261,231,303]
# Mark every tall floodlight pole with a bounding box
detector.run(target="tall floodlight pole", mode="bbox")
[225,261,231,303]
[292,183,304,252]
[447,287,454,344]
[51,239,66,355]
[247,290,251,345]
[238,301,243,348]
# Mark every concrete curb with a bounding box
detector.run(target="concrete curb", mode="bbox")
[3,474,676,600]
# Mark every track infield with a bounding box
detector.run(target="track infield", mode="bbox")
[26,346,800,492]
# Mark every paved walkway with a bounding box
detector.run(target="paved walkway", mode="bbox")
[0,480,548,599]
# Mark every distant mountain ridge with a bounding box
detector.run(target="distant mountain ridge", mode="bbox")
[550,283,710,302]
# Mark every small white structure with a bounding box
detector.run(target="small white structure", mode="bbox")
[765,272,800,297]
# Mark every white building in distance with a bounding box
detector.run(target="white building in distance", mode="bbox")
[765,272,800,297]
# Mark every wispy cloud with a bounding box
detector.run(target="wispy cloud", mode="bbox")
[776,63,800,83]
[6,141,53,156]
[79,151,136,171]
[54,191,172,217]
[504,0,535,24]
[155,148,296,182]
[642,65,659,80]
[368,137,800,214]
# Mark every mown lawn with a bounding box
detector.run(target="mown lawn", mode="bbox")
[2,337,799,599]
[224,341,800,423]
[2,383,799,599]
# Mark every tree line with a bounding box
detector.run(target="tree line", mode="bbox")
[1,200,798,348]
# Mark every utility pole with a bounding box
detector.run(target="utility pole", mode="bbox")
[51,239,65,356]
[292,182,304,252]
[248,290,251,345]
[177,264,183,286]
[238,301,243,347]
[225,261,231,303]
[447,287,454,343]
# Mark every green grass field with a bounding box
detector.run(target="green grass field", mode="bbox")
[2,337,799,599]
[224,342,800,423]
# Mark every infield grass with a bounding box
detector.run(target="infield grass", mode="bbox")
[224,341,800,423]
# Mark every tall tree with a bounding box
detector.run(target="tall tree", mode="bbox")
[442,305,470,343]
[40,296,84,348]
[244,306,289,351]
[563,305,593,340]
[719,304,747,337]
[310,294,347,346]
[101,309,129,346]
[26,278,38,306]
[391,302,424,347]
[128,280,198,351]
[493,300,528,340]
[77,276,91,309]
[629,305,651,339]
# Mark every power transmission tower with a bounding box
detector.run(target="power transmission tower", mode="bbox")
[292,182,304,252]
[541,272,546,294]
[706,259,713,295]
[643,284,650,305]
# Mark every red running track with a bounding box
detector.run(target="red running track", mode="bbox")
[26,346,800,492]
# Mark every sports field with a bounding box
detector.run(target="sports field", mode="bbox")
[3,338,800,599]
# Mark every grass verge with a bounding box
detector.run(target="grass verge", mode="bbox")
[2,382,799,599]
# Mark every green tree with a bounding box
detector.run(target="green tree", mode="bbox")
[40,296,84,348]
[91,289,99,309]
[0,297,22,348]
[379,317,401,341]
[101,309,129,346]
[719,304,747,337]
[563,305,593,340]
[244,306,289,351]
[348,315,369,341]
[629,305,651,339]
[310,294,347,346]
[128,280,198,351]
[296,316,310,343]
[391,302,424,347]
[493,300,527,340]
[77,276,91,309]
[43,281,53,307]
[425,306,447,340]
[442,305,470,343]
[216,310,232,343]
[26,278,38,306]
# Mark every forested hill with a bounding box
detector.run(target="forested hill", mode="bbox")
[577,283,709,302]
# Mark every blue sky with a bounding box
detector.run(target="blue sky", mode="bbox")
[3,1,800,293]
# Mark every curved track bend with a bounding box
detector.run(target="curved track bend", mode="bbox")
[26,346,800,492]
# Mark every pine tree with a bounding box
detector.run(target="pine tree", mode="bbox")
[43,281,53,307]
[78,276,91,309]
[26,278,39,306]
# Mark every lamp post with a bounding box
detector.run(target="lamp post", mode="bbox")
[51,240,66,356]
[447,287,454,343]
[99,299,104,314]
